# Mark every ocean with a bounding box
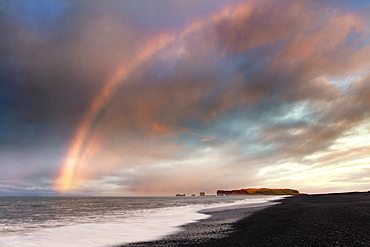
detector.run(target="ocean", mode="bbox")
[0,195,284,247]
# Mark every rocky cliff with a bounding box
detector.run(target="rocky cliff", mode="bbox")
[217,188,299,196]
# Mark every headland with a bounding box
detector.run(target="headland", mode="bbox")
[217,188,300,196]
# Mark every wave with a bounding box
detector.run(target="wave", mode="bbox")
[0,196,286,247]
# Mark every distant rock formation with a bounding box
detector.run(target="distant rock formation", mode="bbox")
[217,188,299,196]
[176,194,186,196]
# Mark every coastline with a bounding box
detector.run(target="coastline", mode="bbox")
[123,205,269,247]
[123,192,370,247]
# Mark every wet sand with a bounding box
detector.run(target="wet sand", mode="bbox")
[123,192,370,247]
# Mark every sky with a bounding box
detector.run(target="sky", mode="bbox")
[1,0,370,196]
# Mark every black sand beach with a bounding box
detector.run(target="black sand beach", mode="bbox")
[124,192,370,247]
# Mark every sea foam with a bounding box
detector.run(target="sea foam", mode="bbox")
[0,196,285,247]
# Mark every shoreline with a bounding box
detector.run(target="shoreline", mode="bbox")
[123,192,370,247]
[123,205,269,247]
[123,199,282,247]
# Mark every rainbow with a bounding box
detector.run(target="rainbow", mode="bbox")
[55,2,252,193]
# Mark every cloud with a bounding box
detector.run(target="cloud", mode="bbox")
[350,74,370,106]
[63,0,370,194]
[1,0,370,195]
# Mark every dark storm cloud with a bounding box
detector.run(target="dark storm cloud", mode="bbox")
[0,0,153,195]
[0,0,144,147]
